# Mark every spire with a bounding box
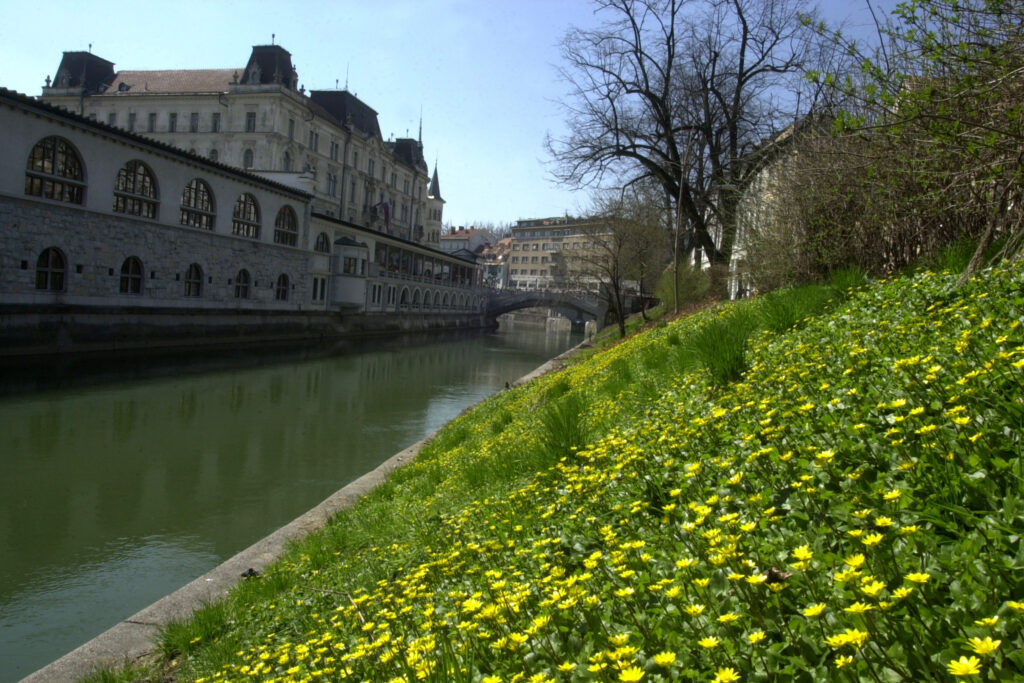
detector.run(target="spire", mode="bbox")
[429,163,443,202]
[418,106,423,144]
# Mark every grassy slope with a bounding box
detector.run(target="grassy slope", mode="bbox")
[144,261,1022,682]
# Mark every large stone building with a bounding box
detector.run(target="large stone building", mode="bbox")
[39,44,445,246]
[0,87,485,355]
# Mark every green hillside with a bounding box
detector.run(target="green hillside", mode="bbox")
[151,260,1023,682]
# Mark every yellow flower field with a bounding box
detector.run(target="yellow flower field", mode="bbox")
[158,260,1024,682]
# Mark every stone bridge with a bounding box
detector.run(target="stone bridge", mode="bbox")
[483,289,609,329]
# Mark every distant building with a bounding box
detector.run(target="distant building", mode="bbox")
[508,216,609,291]
[479,238,511,289]
[439,226,494,254]
[39,44,443,247]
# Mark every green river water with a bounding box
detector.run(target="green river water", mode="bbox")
[0,326,579,681]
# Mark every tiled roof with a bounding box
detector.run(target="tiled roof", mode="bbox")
[103,69,239,94]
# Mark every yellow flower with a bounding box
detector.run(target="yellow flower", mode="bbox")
[825,628,869,649]
[904,572,930,584]
[844,554,866,568]
[966,637,1001,655]
[718,612,740,623]
[792,545,814,561]
[1007,601,1024,613]
[974,616,999,627]
[861,533,884,546]
[747,630,766,645]
[685,604,706,617]
[835,655,853,669]
[653,651,676,667]
[860,580,885,598]
[483,676,502,683]
[803,603,826,617]
[609,632,631,646]
[557,661,576,672]
[947,656,982,676]
[619,667,645,682]
[713,667,741,682]
[844,602,874,614]
[698,636,720,649]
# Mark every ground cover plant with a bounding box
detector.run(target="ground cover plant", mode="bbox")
[159,259,1023,682]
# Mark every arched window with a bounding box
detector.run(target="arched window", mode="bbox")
[234,269,250,299]
[314,232,331,253]
[180,178,215,229]
[282,151,291,172]
[35,247,66,291]
[232,193,260,239]
[184,263,202,297]
[113,160,158,218]
[275,273,290,301]
[119,256,143,294]
[25,136,85,204]
[273,205,298,246]
[242,149,254,169]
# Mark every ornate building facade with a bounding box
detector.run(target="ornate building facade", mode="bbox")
[40,44,445,247]
[0,87,483,355]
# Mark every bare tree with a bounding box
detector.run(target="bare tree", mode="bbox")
[548,0,821,295]
[563,191,670,337]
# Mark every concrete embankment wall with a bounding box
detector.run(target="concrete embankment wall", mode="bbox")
[0,304,492,357]
[21,338,588,683]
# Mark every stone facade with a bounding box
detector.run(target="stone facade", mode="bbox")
[0,88,486,353]
[40,45,445,247]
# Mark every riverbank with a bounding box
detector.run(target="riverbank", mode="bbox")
[0,304,492,358]
[75,260,1024,681]
[20,334,588,683]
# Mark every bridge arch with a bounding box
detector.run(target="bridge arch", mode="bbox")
[483,289,608,329]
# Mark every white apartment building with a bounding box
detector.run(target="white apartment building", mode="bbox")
[508,216,609,291]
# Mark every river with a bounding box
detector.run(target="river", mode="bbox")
[0,326,580,681]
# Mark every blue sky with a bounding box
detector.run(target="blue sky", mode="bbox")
[1,1,893,229]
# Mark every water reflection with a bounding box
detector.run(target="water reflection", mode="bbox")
[0,328,578,680]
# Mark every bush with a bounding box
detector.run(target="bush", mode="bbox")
[656,262,710,310]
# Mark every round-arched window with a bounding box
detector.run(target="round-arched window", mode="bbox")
[35,247,67,291]
[180,178,215,229]
[232,193,261,239]
[275,273,290,301]
[113,160,159,218]
[25,137,85,204]
[119,256,143,294]
[273,205,298,246]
